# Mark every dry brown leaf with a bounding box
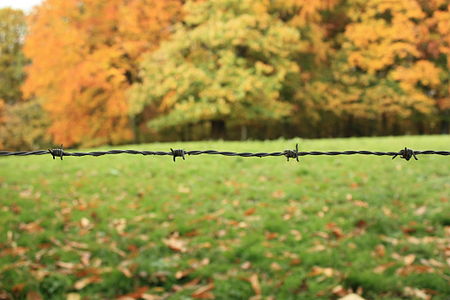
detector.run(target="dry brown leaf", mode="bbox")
[19,189,33,199]
[175,269,194,279]
[308,244,326,252]
[414,206,427,216]
[141,294,162,300]
[270,262,282,271]
[373,262,396,274]
[241,261,251,270]
[332,285,349,297]
[66,293,81,300]
[403,287,429,300]
[80,217,90,228]
[192,283,215,299]
[244,207,256,216]
[404,254,416,265]
[163,238,187,253]
[111,218,127,235]
[26,291,42,300]
[119,266,132,278]
[396,265,433,276]
[248,274,261,296]
[57,262,77,269]
[353,201,368,208]
[373,244,386,258]
[74,276,100,290]
[272,190,285,199]
[290,230,302,241]
[117,286,149,299]
[309,266,335,277]
[265,232,278,240]
[178,185,191,194]
[80,252,90,266]
[19,222,43,233]
[338,294,366,300]
[0,246,28,257]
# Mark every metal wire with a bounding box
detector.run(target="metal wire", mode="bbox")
[0,145,449,162]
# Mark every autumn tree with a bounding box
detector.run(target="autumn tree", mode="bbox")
[0,8,27,104]
[23,0,183,147]
[299,0,450,135]
[129,0,313,139]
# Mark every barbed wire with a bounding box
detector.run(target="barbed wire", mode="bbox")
[0,145,449,162]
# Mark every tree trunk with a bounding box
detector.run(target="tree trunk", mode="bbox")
[211,120,226,140]
[240,125,247,140]
[131,114,142,144]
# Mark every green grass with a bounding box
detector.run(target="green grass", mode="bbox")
[0,135,449,299]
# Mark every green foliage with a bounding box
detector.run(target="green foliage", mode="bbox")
[129,0,303,131]
[0,8,27,104]
[0,100,50,150]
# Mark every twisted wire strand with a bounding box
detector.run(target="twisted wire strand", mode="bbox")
[0,148,449,160]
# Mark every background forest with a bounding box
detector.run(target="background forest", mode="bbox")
[0,0,449,150]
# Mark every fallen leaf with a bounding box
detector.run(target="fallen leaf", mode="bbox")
[404,254,416,266]
[272,190,285,199]
[19,222,43,233]
[403,287,429,300]
[163,237,187,253]
[308,266,335,277]
[270,262,282,271]
[178,185,191,194]
[308,244,326,252]
[396,265,433,276]
[241,261,251,270]
[373,244,385,258]
[0,246,27,257]
[248,274,261,296]
[265,232,278,240]
[353,201,368,208]
[111,218,127,235]
[175,269,194,279]
[192,283,214,299]
[141,295,162,300]
[26,291,42,300]
[117,287,149,299]
[19,189,33,199]
[338,294,366,300]
[414,206,427,216]
[74,276,100,290]
[66,293,81,300]
[80,217,90,228]
[373,262,396,274]
[290,230,302,241]
[332,285,348,297]
[12,283,26,293]
[244,208,256,216]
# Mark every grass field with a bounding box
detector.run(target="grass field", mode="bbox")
[0,136,449,300]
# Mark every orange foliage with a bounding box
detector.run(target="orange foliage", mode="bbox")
[23,0,182,146]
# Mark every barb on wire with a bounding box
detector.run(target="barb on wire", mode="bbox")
[0,145,449,162]
[171,148,186,162]
[392,147,418,161]
[284,144,300,162]
[48,145,64,160]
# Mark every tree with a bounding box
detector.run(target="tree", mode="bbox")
[129,0,312,139]
[0,8,27,104]
[299,0,450,135]
[23,0,183,147]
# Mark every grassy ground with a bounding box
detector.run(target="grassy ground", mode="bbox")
[0,135,449,300]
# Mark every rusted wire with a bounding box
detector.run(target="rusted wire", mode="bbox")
[0,144,448,162]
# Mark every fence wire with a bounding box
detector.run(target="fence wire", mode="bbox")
[0,145,449,162]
